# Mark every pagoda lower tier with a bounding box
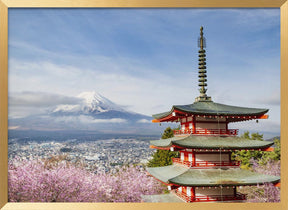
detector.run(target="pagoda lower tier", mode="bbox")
[145,165,280,203]
[144,135,279,203]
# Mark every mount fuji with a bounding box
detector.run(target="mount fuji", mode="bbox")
[52,92,126,115]
[9,91,163,134]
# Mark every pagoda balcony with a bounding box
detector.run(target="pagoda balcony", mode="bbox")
[174,128,238,136]
[172,158,240,168]
[174,191,246,203]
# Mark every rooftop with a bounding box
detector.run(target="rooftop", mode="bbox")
[152,101,268,122]
[150,135,274,150]
[147,165,280,187]
[141,193,184,203]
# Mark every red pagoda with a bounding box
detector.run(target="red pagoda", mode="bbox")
[143,27,280,203]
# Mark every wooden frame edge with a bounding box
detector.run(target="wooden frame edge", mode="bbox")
[0,0,8,209]
[0,0,287,209]
[280,1,288,209]
[1,0,287,8]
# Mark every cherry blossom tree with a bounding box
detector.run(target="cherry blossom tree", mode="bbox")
[8,157,165,202]
[245,159,280,203]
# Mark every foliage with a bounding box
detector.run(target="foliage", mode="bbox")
[232,132,280,169]
[260,139,281,164]
[8,157,165,202]
[147,127,179,167]
[239,159,280,202]
[147,150,179,167]
[240,131,263,140]
[161,127,174,139]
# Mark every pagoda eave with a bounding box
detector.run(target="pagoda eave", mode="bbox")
[150,145,274,152]
[152,108,187,123]
[152,101,269,123]
[147,165,280,187]
[152,113,269,124]
[172,144,274,151]
[149,145,171,150]
[150,136,274,151]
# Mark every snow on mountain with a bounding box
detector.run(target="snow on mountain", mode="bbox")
[78,91,125,113]
[52,91,125,114]
[51,91,152,123]
[9,91,161,133]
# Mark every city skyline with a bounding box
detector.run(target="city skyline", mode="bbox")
[8,8,280,137]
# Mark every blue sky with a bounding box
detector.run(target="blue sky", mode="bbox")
[8,8,280,137]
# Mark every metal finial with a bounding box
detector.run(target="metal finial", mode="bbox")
[198,26,206,49]
[195,26,211,102]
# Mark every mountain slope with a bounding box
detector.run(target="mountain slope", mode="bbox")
[52,92,126,114]
[9,91,163,134]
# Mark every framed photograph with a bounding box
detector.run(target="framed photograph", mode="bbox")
[0,0,287,210]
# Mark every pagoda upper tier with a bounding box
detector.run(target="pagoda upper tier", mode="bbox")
[152,101,269,123]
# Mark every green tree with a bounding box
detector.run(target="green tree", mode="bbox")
[232,132,280,169]
[272,139,281,160]
[251,132,264,140]
[147,127,179,167]
[258,138,280,165]
[161,127,174,139]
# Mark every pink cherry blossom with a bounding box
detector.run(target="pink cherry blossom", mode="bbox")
[8,157,165,202]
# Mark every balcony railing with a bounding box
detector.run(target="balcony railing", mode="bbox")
[172,158,240,167]
[194,193,246,202]
[174,128,238,136]
[174,190,246,202]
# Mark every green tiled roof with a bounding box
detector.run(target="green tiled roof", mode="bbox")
[150,136,273,150]
[147,165,280,187]
[152,101,268,119]
[141,193,184,203]
[150,136,185,148]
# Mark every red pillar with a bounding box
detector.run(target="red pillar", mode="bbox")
[192,187,195,202]
[192,151,196,166]
[192,116,196,134]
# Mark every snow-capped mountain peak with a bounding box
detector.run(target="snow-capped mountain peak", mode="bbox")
[77,91,124,113]
[10,91,155,132]
[52,91,125,114]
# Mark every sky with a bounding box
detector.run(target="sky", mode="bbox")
[8,8,280,137]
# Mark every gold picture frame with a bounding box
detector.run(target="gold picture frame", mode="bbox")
[0,0,287,209]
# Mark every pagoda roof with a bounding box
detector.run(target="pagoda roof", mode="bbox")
[150,135,274,150]
[147,165,280,187]
[152,101,268,121]
[141,193,184,203]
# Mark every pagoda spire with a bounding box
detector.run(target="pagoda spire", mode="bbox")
[195,26,212,102]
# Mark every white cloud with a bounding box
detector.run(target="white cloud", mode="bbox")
[54,115,127,124]
[137,119,151,123]
[8,126,20,130]
[8,91,83,118]
[9,91,81,107]
[8,58,194,116]
[8,9,280,135]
